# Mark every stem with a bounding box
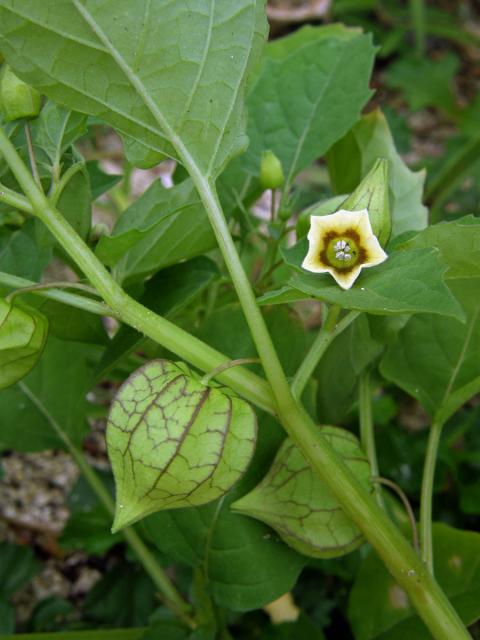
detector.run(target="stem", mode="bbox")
[410,0,426,57]
[6,280,99,303]
[18,382,195,627]
[200,358,261,386]
[0,130,275,415]
[426,138,480,224]
[0,271,116,318]
[291,306,357,400]
[24,123,41,187]
[371,476,419,553]
[420,420,444,574]
[359,372,385,509]
[0,129,470,639]
[0,183,33,214]
[270,189,276,222]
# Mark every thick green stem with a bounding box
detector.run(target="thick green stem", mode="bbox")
[291,305,358,400]
[18,383,194,627]
[359,372,385,509]
[0,128,470,640]
[420,420,444,574]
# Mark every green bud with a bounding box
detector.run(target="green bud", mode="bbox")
[0,298,48,389]
[260,150,285,190]
[0,65,41,122]
[341,158,391,247]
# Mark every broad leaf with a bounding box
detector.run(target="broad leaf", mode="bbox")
[281,239,463,319]
[0,219,52,280]
[220,24,376,209]
[96,179,215,284]
[0,298,48,389]
[0,337,97,451]
[232,427,371,559]
[381,220,480,422]
[107,359,257,531]
[145,414,305,611]
[380,279,480,423]
[0,0,267,178]
[327,110,428,237]
[348,524,480,639]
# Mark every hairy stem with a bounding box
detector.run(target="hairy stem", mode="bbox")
[18,383,195,627]
[0,128,470,640]
[420,420,444,573]
[291,305,359,400]
[359,372,385,509]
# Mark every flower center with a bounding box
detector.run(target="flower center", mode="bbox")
[325,235,361,270]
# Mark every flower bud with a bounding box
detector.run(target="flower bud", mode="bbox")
[0,65,41,122]
[260,150,285,190]
[341,158,391,247]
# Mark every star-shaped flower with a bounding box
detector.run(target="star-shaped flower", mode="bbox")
[301,209,388,290]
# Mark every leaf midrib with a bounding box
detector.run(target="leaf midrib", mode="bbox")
[72,0,255,181]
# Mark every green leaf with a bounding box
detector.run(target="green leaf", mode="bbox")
[35,298,108,345]
[327,110,428,237]
[281,239,463,319]
[107,359,257,531]
[380,220,480,421]
[196,303,310,378]
[315,315,383,424]
[32,101,88,169]
[0,219,52,280]
[399,216,480,279]
[0,337,97,452]
[60,504,122,555]
[0,600,14,635]
[96,179,215,284]
[232,426,371,559]
[348,524,480,639]
[380,278,480,423]
[0,298,48,389]
[83,561,156,628]
[222,23,375,203]
[384,54,459,114]
[55,163,92,241]
[0,0,267,178]
[96,256,219,379]
[144,414,305,611]
[85,160,121,200]
[0,541,40,598]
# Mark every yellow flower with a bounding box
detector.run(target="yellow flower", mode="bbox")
[301,209,388,290]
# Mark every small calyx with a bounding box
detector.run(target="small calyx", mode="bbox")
[107,359,257,532]
[232,426,372,559]
[0,298,48,389]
